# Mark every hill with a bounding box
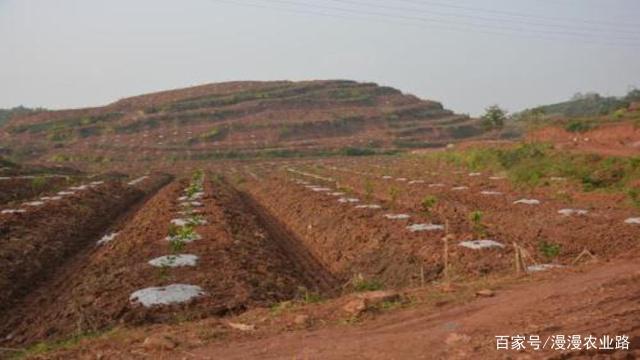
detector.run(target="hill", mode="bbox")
[0,80,483,168]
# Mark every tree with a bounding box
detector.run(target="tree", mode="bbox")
[481,105,507,130]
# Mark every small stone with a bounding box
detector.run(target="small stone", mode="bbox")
[343,298,367,316]
[227,322,255,331]
[142,335,177,350]
[445,332,471,345]
[475,289,495,297]
[293,314,310,325]
[357,290,401,307]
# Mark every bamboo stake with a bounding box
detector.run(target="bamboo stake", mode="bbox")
[514,242,521,274]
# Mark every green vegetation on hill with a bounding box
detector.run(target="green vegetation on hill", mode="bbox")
[433,143,640,205]
[514,89,639,122]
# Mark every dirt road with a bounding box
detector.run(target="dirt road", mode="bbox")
[190,259,640,359]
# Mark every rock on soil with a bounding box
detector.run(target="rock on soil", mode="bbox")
[406,223,444,232]
[142,334,177,350]
[343,290,402,316]
[130,284,205,307]
[475,289,495,297]
[458,240,505,250]
[148,254,199,268]
[227,322,256,331]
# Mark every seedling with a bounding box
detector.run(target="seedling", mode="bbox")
[538,241,561,261]
[389,186,400,207]
[469,210,487,237]
[421,195,438,215]
[364,179,374,201]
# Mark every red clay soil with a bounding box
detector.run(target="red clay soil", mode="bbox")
[192,257,640,359]
[528,122,640,157]
[0,177,336,347]
[26,255,640,359]
[0,180,144,317]
[302,159,640,264]
[243,175,449,288]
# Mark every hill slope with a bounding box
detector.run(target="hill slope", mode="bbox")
[0,80,482,167]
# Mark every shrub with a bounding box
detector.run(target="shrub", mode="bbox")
[565,119,594,133]
[481,105,507,130]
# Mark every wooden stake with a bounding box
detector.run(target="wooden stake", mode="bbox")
[514,242,521,274]
[572,248,598,265]
[443,236,450,284]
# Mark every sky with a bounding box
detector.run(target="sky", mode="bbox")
[1,0,639,116]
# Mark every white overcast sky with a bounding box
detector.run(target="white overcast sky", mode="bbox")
[1,0,639,115]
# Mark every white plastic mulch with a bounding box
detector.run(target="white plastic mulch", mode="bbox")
[458,240,505,250]
[148,254,199,268]
[1,209,26,214]
[180,201,203,207]
[329,192,345,196]
[480,191,503,196]
[338,198,360,203]
[311,187,331,192]
[41,196,63,201]
[468,172,482,177]
[23,201,45,207]
[97,232,119,246]
[129,284,205,307]
[406,223,444,232]
[527,264,563,272]
[428,183,445,188]
[624,217,640,224]
[355,204,382,209]
[513,199,541,205]
[558,209,588,216]
[165,233,202,243]
[384,214,410,220]
[171,218,207,226]
[69,185,89,191]
[396,178,407,182]
[57,191,75,196]
[451,186,469,191]
[408,180,425,184]
[382,176,392,180]
[128,176,149,186]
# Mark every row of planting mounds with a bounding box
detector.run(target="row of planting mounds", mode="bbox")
[0,179,146,318]
[0,177,325,346]
[0,176,74,205]
[244,175,450,289]
[315,160,640,266]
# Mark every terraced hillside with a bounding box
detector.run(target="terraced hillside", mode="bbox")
[0,80,482,169]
